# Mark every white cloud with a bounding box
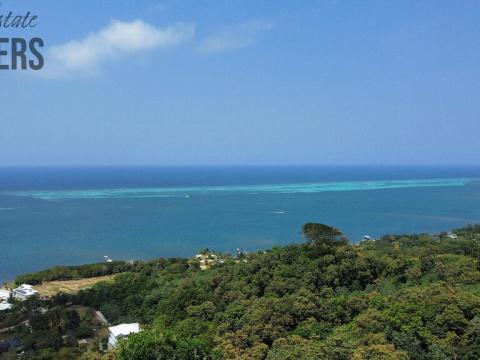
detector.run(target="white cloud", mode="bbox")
[46,19,195,77]
[199,19,274,54]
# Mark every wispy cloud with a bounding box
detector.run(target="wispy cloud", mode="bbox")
[45,19,195,77]
[199,19,274,54]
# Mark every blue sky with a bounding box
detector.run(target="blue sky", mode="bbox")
[1,0,479,166]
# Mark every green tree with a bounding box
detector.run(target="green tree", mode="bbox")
[302,223,347,255]
[117,330,213,360]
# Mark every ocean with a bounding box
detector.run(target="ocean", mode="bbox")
[1,165,480,283]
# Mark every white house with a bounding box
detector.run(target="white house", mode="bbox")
[108,323,141,349]
[12,284,38,300]
[0,302,12,311]
[0,289,11,302]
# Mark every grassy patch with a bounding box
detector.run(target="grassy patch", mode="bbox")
[33,275,114,296]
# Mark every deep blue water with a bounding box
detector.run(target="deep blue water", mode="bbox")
[1,166,480,283]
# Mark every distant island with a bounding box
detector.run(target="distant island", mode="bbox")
[1,223,480,359]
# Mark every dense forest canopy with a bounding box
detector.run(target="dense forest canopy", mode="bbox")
[2,224,480,359]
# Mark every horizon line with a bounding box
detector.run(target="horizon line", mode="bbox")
[1,163,480,168]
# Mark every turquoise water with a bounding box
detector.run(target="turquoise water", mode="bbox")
[4,178,473,200]
[1,166,480,282]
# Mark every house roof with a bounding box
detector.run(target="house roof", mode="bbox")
[13,284,38,296]
[0,302,12,311]
[14,289,38,296]
[8,337,23,347]
[0,337,24,349]
[17,284,33,290]
[109,323,140,337]
[0,289,11,299]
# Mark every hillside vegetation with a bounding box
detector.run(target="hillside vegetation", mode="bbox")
[2,224,480,359]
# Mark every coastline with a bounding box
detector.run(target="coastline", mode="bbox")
[1,168,480,284]
[2,224,480,358]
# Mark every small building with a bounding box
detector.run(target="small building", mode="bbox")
[12,284,38,301]
[108,323,141,349]
[0,289,11,302]
[193,252,223,270]
[0,302,12,311]
[78,339,89,346]
[0,337,24,353]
